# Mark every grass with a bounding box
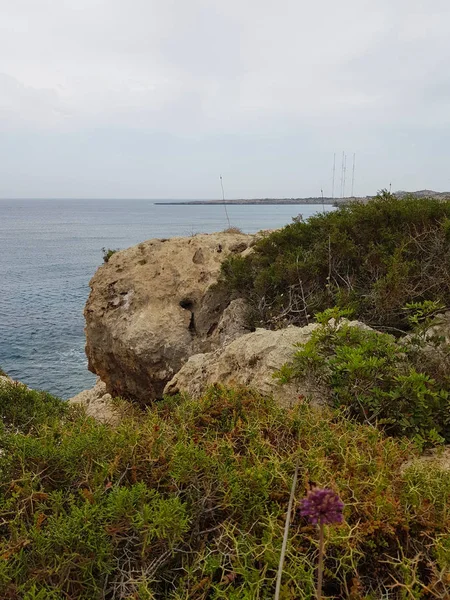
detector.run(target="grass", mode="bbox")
[0,381,448,598]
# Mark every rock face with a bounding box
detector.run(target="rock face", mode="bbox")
[68,379,119,425]
[84,232,254,403]
[401,446,450,473]
[165,320,374,406]
[165,325,325,407]
[425,311,450,342]
[0,375,14,387]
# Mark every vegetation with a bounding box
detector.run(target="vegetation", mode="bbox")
[0,380,67,434]
[276,307,450,447]
[3,193,450,598]
[221,191,450,330]
[222,226,243,234]
[102,247,120,263]
[0,381,449,599]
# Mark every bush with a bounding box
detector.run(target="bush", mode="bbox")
[276,308,450,446]
[0,381,449,598]
[102,247,120,263]
[221,191,450,330]
[222,226,243,234]
[0,381,67,434]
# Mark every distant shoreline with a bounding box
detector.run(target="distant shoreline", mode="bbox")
[154,198,355,206]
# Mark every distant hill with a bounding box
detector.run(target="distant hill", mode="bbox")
[155,190,450,206]
[394,189,450,199]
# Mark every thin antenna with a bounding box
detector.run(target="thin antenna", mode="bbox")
[332,153,336,199]
[343,153,347,198]
[321,188,324,213]
[340,151,344,198]
[220,175,231,228]
[351,153,356,197]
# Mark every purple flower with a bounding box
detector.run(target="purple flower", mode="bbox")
[299,487,344,526]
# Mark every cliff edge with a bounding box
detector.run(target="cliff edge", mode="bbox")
[84,232,254,403]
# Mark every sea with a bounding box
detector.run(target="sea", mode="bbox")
[0,199,332,399]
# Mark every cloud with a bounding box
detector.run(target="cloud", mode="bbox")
[0,73,72,130]
[0,0,450,196]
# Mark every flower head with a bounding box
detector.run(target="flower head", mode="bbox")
[299,487,344,526]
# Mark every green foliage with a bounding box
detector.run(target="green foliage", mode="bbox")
[0,381,449,598]
[276,309,450,445]
[0,381,67,433]
[101,247,120,263]
[221,192,450,330]
[404,300,445,331]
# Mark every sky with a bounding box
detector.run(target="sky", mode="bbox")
[1,0,450,199]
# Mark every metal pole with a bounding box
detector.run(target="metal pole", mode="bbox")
[220,175,231,228]
[332,153,336,199]
[343,153,347,198]
[351,153,356,197]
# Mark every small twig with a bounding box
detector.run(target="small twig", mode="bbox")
[317,523,324,600]
[274,459,299,600]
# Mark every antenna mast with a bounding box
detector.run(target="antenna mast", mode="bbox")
[340,151,344,198]
[343,153,347,198]
[332,153,336,199]
[351,153,356,197]
[220,175,231,228]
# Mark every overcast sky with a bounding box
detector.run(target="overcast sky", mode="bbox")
[1,0,450,199]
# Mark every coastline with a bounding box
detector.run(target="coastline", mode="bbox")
[154,197,353,205]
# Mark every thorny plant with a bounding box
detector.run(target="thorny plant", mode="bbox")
[0,381,449,598]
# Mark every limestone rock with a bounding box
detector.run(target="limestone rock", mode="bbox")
[0,375,29,389]
[165,324,324,407]
[210,298,250,347]
[0,375,14,387]
[401,446,450,473]
[165,320,374,406]
[84,232,254,403]
[425,311,450,342]
[68,379,119,425]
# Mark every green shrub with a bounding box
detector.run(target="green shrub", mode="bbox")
[0,381,449,598]
[101,247,120,263]
[0,381,67,433]
[276,308,450,445]
[221,192,450,330]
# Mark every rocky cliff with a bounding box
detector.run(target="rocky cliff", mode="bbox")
[164,325,323,406]
[84,232,254,403]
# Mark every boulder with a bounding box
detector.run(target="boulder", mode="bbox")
[425,311,450,342]
[401,446,450,473]
[165,324,325,407]
[165,320,374,406]
[68,379,120,425]
[84,232,254,403]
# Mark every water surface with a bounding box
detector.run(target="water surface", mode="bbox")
[0,200,332,398]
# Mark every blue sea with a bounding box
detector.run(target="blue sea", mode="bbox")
[0,200,332,399]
